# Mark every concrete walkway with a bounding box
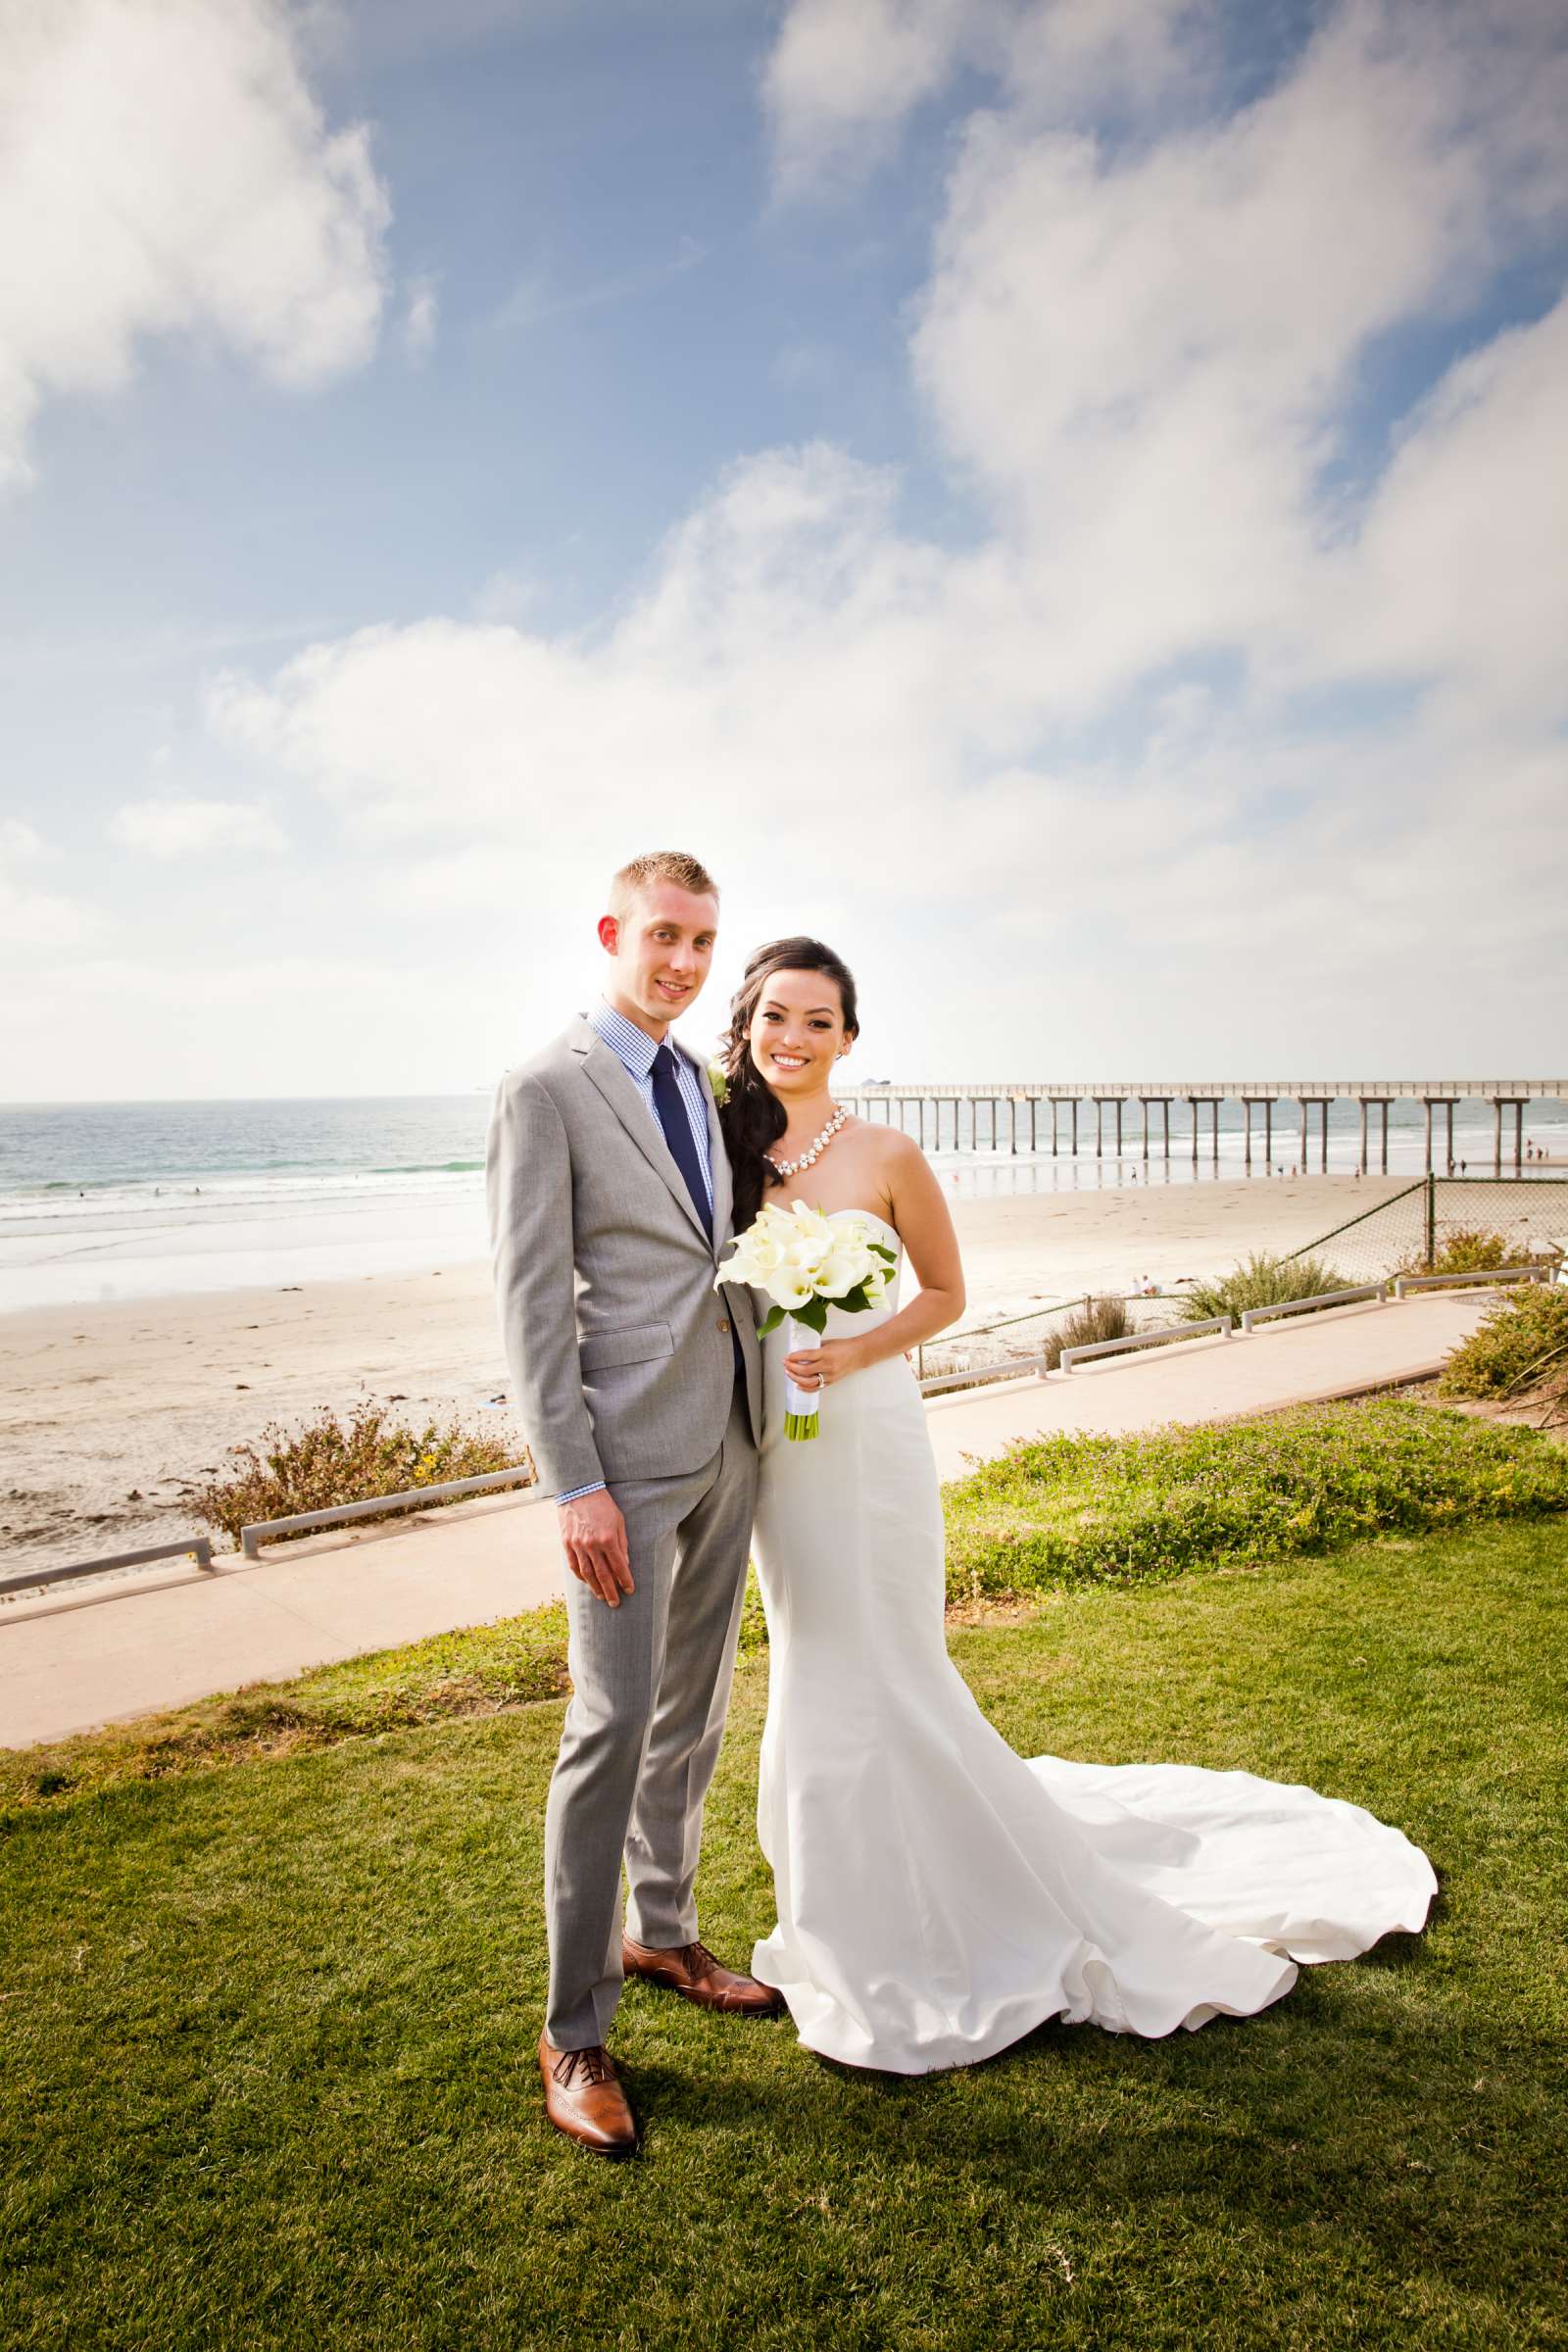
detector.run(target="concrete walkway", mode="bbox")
[1,1290,1490,1750]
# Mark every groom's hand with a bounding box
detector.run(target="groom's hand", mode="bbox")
[558,1489,634,1607]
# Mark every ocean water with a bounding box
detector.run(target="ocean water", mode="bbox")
[0,1097,493,1316]
[2,1091,1565,1315]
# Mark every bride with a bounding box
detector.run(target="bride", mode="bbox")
[716,936,1436,2075]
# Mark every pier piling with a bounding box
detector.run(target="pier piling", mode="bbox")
[837,1083,1561,1177]
[1492,1097,1526,1174]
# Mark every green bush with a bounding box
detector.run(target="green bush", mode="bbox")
[1180,1250,1348,1323]
[192,1402,531,1545]
[1439,1282,1568,1400]
[942,1397,1568,1600]
[18,1406,1568,1812]
[1408,1225,1514,1276]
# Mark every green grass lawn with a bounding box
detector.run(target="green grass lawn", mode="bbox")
[5,1520,1567,2351]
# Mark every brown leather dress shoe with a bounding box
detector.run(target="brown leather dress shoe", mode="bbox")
[621,1935,787,2018]
[538,2032,639,2158]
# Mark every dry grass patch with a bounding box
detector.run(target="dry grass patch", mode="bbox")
[192,1402,532,1547]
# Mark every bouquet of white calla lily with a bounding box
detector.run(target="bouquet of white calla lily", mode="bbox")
[716,1200,897,1439]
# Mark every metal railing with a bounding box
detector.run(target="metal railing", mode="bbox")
[1059,1315,1234,1372]
[1,1469,541,1601]
[0,1534,215,1601]
[912,1294,1091,1384]
[918,1355,1053,1396]
[14,1259,1547,1594]
[912,1290,1192,1384]
[239,1464,537,1558]
[1240,1283,1388,1330]
[1393,1262,1553,1298]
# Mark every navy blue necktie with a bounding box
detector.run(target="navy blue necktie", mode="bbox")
[650,1044,711,1241]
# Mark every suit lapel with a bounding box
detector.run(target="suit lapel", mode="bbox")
[702,1066,734,1246]
[573,1021,711,1249]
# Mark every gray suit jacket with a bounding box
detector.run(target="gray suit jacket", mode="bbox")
[486,1016,762,1494]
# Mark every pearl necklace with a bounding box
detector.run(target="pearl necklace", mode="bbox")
[766,1103,848,1178]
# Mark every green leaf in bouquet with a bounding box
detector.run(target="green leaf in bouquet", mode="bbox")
[792,1298,829,1335]
[869,1243,898,1263]
[832,1288,876,1316]
[756,1304,787,1337]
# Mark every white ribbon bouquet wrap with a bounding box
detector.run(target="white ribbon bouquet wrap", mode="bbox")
[715,1200,898,1440]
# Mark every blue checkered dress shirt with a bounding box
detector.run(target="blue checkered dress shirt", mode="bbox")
[557,1003,715,1504]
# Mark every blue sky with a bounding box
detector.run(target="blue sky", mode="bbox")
[3,0,1565,1100]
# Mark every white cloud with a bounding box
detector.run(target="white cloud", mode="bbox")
[907,0,1568,710]
[763,0,983,194]
[207,445,983,863]
[203,427,1567,1052]
[110,798,288,858]
[0,0,390,490]
[402,273,438,363]
[469,567,545,625]
[0,819,100,954]
[763,0,1201,196]
[0,949,509,1099]
[184,0,1568,1076]
[1311,295,1568,719]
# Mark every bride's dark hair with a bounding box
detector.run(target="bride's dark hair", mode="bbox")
[718,937,859,1230]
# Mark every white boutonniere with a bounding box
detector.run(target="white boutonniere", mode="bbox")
[708,1059,728,1106]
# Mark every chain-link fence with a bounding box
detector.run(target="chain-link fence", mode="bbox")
[1282,1177,1568,1289]
[915,1176,1568,1389]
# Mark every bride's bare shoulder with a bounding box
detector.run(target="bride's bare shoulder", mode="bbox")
[845,1119,927,1181]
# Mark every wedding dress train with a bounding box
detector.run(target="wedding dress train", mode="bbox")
[748,1213,1436,2074]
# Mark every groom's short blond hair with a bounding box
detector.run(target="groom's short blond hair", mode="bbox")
[609,851,719,921]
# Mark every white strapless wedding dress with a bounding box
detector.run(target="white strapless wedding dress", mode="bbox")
[748,1212,1437,2074]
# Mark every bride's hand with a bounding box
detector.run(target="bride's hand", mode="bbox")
[783,1337,865,1391]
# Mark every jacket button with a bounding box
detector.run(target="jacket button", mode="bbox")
[716,1315,730,1335]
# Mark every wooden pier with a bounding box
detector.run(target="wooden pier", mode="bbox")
[834,1081,1567,1175]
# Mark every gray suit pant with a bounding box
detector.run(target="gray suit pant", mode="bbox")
[544,1386,758,2050]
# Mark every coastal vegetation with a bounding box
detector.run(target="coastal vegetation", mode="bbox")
[1439,1282,1568,1419]
[11,1400,1566,1817]
[1401,1225,1516,1277]
[941,1398,1568,1603]
[191,1402,531,1546]
[4,1517,1563,2347]
[1042,1292,1130,1369]
[1178,1249,1348,1323]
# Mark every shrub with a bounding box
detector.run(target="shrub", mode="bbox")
[193,1403,531,1546]
[1398,1226,1515,1278]
[1431,1226,1514,1274]
[1180,1251,1348,1323]
[1439,1283,1568,1401]
[942,1397,1568,1601]
[1044,1294,1130,1370]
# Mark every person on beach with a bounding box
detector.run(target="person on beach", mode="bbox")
[486,852,775,2161]
[725,936,1437,2073]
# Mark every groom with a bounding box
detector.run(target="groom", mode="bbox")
[486,850,775,2160]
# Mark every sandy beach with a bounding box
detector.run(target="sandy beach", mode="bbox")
[0,1173,1421,1581]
